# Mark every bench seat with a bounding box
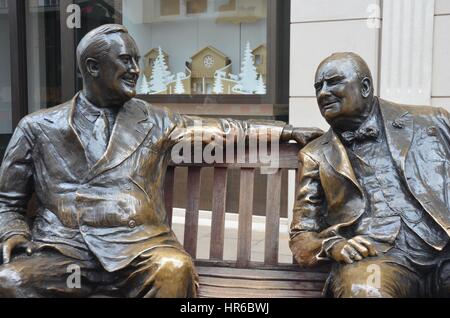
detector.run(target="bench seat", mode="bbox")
[197,266,327,298]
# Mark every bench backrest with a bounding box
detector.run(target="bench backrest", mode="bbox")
[164,143,301,270]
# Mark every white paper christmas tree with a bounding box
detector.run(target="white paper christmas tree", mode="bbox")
[138,75,149,94]
[255,74,266,94]
[174,73,185,94]
[238,42,259,94]
[213,75,224,94]
[161,48,172,84]
[149,47,172,93]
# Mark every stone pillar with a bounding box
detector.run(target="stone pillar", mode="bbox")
[380,0,435,105]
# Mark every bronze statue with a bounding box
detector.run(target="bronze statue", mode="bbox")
[290,52,450,298]
[0,24,321,298]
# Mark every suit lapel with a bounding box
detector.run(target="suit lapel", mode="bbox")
[88,99,154,179]
[37,94,90,179]
[322,98,414,193]
[322,130,363,194]
[378,98,414,175]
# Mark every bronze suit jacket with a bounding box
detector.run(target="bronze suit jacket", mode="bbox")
[0,93,286,272]
[290,98,450,267]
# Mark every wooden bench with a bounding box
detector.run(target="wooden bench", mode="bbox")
[164,143,329,298]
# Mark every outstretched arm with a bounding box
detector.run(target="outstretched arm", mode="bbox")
[169,113,323,147]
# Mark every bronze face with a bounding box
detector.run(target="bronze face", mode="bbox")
[314,53,373,132]
[84,32,141,108]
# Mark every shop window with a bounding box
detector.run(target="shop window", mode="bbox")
[109,0,270,97]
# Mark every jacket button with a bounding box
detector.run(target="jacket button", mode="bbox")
[80,225,88,233]
[128,219,136,228]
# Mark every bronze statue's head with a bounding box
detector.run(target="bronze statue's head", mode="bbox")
[314,52,374,132]
[77,24,141,108]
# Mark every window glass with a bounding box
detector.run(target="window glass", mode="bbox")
[75,0,268,96]
[129,0,267,95]
[26,0,62,112]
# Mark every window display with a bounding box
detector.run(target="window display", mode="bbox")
[122,0,268,95]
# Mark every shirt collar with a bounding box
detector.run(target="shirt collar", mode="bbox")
[337,98,382,147]
[77,93,119,123]
[358,98,381,134]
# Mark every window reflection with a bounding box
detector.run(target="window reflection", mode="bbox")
[122,0,267,95]
[26,0,62,112]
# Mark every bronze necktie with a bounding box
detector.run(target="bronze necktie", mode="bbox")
[86,111,110,166]
[341,126,379,145]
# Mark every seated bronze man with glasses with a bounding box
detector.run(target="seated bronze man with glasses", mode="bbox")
[290,52,450,298]
[0,24,321,298]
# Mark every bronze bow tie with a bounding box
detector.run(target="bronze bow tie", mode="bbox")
[341,127,379,144]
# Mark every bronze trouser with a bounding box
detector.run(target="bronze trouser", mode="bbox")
[326,254,450,298]
[0,247,198,298]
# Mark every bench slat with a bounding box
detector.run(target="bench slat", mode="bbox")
[210,167,228,260]
[264,169,282,265]
[194,259,331,272]
[198,286,322,298]
[164,166,175,227]
[196,266,328,282]
[236,168,255,268]
[184,166,202,257]
[199,276,324,291]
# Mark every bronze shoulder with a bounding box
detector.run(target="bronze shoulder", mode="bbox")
[299,130,331,162]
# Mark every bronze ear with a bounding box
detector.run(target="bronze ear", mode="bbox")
[361,77,372,98]
[86,58,100,77]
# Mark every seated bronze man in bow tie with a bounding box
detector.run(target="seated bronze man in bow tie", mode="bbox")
[0,24,321,298]
[290,52,450,298]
